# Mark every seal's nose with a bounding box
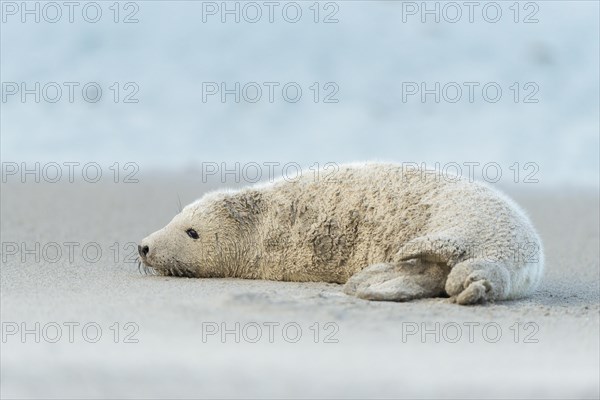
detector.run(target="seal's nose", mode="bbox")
[138,244,149,258]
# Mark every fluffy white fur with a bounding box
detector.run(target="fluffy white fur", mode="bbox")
[139,163,544,305]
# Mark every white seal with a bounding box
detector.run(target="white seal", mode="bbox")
[139,163,543,305]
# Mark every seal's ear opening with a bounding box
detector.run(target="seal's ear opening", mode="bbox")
[223,190,263,223]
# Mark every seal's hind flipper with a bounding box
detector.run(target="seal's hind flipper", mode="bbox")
[343,260,449,302]
[445,259,512,305]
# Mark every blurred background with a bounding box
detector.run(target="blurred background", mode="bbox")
[2,0,599,186]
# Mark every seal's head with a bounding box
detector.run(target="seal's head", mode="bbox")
[138,190,261,278]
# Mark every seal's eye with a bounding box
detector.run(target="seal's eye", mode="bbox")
[186,228,199,240]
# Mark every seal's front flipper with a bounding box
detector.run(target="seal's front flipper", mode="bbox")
[343,260,449,301]
[396,234,467,267]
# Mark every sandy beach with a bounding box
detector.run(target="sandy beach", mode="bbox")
[1,175,598,399]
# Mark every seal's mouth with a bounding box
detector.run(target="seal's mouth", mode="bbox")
[137,257,198,278]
